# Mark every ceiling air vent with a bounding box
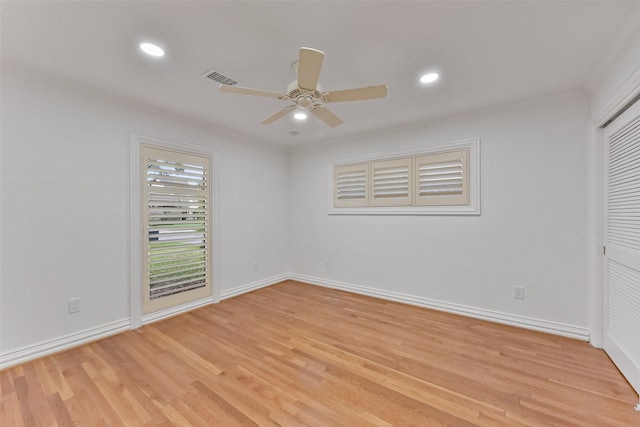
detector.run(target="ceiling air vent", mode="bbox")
[202,68,240,86]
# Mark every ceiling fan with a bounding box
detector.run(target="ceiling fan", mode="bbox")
[219,47,387,127]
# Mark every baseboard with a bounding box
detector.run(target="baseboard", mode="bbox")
[141,295,215,326]
[220,273,289,300]
[288,273,590,341]
[0,318,130,370]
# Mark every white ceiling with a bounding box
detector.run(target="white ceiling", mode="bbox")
[2,1,637,146]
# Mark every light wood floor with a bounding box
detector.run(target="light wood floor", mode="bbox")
[1,280,639,426]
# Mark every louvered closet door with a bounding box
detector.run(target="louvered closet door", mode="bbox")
[141,145,212,314]
[604,98,640,396]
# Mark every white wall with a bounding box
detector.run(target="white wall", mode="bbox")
[590,8,640,126]
[0,64,289,354]
[288,94,590,332]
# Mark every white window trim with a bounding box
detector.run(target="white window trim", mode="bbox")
[328,138,481,215]
[130,133,220,329]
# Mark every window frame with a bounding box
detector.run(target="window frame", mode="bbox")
[130,133,220,328]
[328,138,481,216]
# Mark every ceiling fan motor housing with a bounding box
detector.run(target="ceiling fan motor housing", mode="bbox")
[287,80,322,109]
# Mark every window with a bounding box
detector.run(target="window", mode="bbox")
[141,144,213,314]
[334,163,368,207]
[329,138,480,215]
[371,157,413,206]
[414,149,469,206]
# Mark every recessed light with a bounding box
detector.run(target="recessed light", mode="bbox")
[420,73,439,84]
[140,42,164,57]
[294,112,307,120]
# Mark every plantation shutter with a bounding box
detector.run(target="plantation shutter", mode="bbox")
[141,145,212,314]
[414,149,469,206]
[334,163,369,207]
[370,157,413,206]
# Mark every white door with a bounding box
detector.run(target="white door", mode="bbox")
[604,98,640,397]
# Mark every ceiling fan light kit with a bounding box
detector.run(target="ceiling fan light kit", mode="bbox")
[293,111,308,120]
[218,47,388,127]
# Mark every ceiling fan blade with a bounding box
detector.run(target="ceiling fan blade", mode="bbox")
[260,105,296,124]
[297,47,324,91]
[310,105,343,127]
[219,84,287,99]
[324,85,388,103]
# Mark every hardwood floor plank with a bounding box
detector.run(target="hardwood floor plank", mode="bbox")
[1,280,638,426]
[180,390,248,427]
[232,353,384,426]
[191,380,261,426]
[43,357,74,401]
[47,392,75,427]
[160,400,196,426]
[0,392,24,427]
[13,376,41,427]
[142,326,224,376]
[94,340,174,425]
[165,397,213,427]
[0,369,15,396]
[63,365,122,425]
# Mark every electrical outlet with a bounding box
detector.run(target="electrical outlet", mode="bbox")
[324,260,330,270]
[513,286,525,300]
[68,298,82,314]
[253,262,260,272]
